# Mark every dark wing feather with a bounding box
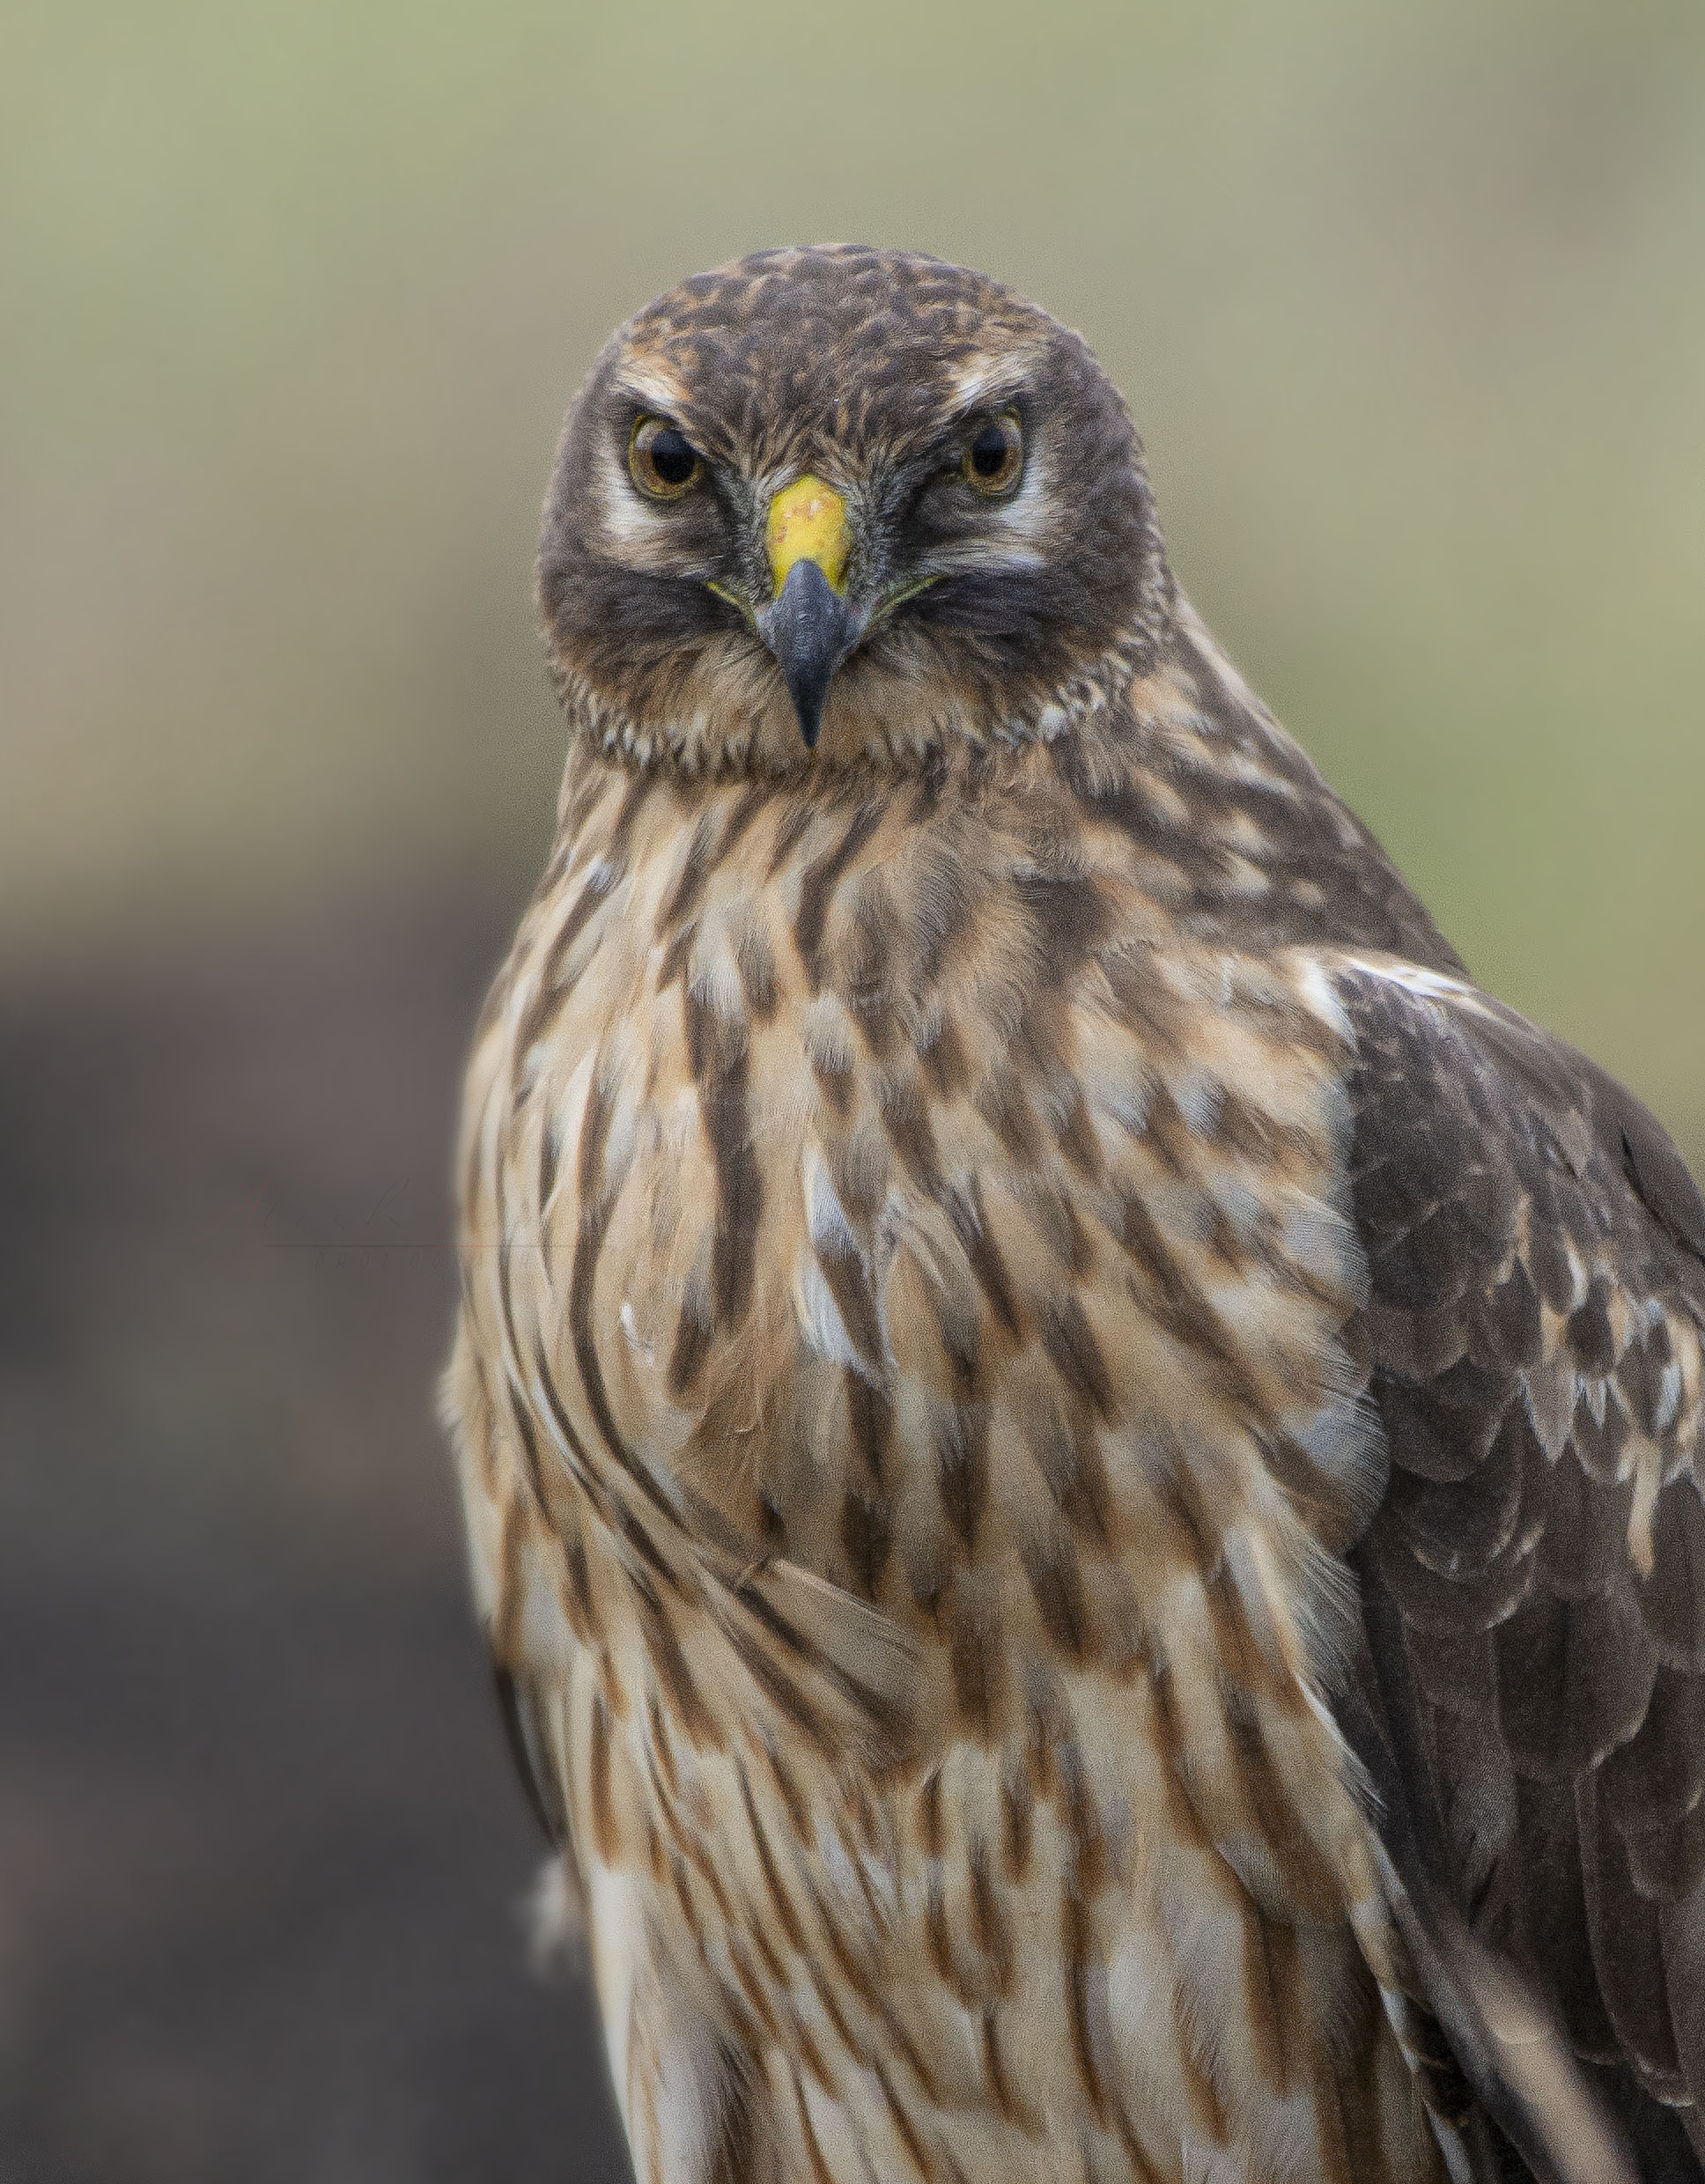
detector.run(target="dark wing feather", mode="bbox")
[1332,961,1705,2182]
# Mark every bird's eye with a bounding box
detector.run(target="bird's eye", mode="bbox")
[963,410,1024,497]
[629,416,705,499]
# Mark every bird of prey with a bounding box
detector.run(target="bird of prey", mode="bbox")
[443,246,1705,2184]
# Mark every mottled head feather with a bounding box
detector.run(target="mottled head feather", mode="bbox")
[537,245,1174,775]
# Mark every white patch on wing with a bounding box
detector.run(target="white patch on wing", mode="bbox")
[1290,954,1354,1040]
[1340,955,1490,1013]
[1524,1361,1577,1462]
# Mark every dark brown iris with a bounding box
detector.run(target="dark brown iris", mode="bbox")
[629,416,705,498]
[963,410,1023,497]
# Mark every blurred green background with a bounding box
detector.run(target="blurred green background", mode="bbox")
[4,3,1701,2178]
[6,0,1703,1133]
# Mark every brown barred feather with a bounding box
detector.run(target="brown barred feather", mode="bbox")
[443,246,1698,2184]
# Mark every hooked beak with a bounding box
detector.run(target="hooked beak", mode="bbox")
[755,475,862,749]
[757,561,861,749]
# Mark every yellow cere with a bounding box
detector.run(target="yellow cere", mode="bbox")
[764,474,850,595]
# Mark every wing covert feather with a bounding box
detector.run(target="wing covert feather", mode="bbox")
[1332,959,1705,2178]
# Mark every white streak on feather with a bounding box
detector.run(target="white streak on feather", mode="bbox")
[1290,953,1354,1040]
[795,1258,874,1377]
[1653,1357,1683,1436]
[803,1143,857,1258]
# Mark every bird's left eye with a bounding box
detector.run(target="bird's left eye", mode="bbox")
[963,410,1024,497]
[629,416,705,499]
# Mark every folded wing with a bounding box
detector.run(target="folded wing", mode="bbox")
[1332,957,1705,2181]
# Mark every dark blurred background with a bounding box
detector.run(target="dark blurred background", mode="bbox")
[4,4,1702,2178]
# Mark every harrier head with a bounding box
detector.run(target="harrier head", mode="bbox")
[536,245,1173,775]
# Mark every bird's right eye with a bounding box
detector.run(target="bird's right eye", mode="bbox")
[629,417,705,499]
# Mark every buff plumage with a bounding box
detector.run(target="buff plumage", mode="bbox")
[444,247,1705,2184]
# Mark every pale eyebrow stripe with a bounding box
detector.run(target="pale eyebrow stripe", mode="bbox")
[609,360,696,421]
